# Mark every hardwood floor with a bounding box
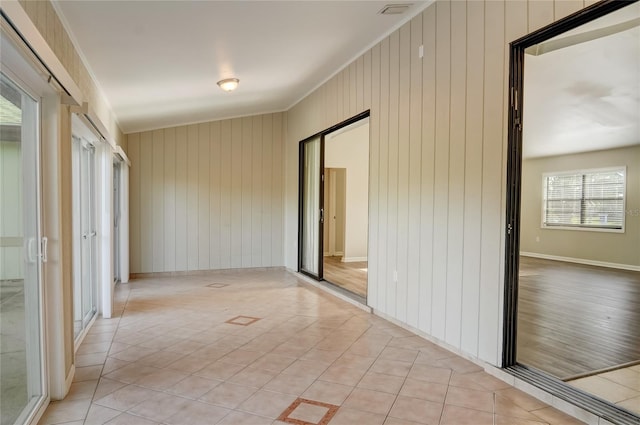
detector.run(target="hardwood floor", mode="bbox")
[517,256,640,380]
[323,256,367,298]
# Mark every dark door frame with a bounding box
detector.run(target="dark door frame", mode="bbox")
[503,1,639,423]
[297,110,370,281]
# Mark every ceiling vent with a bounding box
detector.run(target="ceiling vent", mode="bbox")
[379,3,413,15]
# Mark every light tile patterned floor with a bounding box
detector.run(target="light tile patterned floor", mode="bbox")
[39,269,586,425]
[568,365,640,415]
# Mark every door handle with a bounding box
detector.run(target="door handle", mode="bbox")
[27,238,36,263]
[41,237,48,263]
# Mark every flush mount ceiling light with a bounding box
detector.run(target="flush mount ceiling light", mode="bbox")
[217,78,239,92]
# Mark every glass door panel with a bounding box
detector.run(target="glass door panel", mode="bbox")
[300,135,323,278]
[0,72,44,425]
[72,134,97,340]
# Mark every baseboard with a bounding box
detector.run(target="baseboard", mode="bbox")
[520,252,640,272]
[64,364,75,395]
[131,266,286,279]
[323,252,344,257]
[341,256,367,263]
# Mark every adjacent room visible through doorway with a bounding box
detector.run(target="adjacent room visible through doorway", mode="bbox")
[298,113,370,302]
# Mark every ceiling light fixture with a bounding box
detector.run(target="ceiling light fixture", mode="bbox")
[217,78,239,92]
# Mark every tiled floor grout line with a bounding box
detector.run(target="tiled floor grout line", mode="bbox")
[39,272,592,425]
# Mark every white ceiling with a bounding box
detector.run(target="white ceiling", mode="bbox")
[53,1,430,134]
[523,3,640,159]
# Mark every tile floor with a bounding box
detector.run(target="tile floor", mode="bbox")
[568,365,640,415]
[39,269,587,425]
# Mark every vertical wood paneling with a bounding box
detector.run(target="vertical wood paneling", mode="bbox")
[445,0,467,347]
[419,5,436,333]
[506,0,530,42]
[128,134,141,273]
[356,56,364,113]
[336,72,344,122]
[272,113,284,266]
[175,126,188,270]
[139,132,153,272]
[129,113,285,274]
[343,68,350,120]
[198,123,210,269]
[368,44,381,309]
[349,62,357,117]
[406,15,423,328]
[554,0,584,20]
[377,36,390,312]
[528,0,555,32]
[396,23,411,323]
[386,31,400,317]
[283,0,594,368]
[187,125,199,270]
[152,130,164,272]
[262,115,273,266]
[251,116,263,265]
[164,128,176,272]
[461,0,485,357]
[326,77,338,130]
[241,117,253,267]
[479,0,506,364]
[210,122,221,269]
[363,50,372,110]
[231,118,243,268]
[431,0,451,340]
[220,120,232,268]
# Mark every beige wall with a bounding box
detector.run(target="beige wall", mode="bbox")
[285,0,595,366]
[521,145,640,268]
[17,0,125,150]
[127,113,285,273]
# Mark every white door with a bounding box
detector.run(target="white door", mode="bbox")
[72,135,98,340]
[0,72,46,425]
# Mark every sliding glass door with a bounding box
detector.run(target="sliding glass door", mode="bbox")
[299,135,324,278]
[72,135,97,340]
[0,72,45,425]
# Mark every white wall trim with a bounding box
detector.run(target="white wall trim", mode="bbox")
[520,251,640,272]
[323,252,344,257]
[342,256,367,263]
[63,364,75,397]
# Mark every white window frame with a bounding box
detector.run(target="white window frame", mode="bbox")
[540,166,626,233]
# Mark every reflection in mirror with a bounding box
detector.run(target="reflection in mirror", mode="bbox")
[518,2,640,415]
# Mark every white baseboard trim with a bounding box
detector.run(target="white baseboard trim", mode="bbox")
[342,256,367,263]
[520,252,640,272]
[323,252,344,257]
[64,364,75,396]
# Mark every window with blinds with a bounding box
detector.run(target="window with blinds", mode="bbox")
[542,167,626,231]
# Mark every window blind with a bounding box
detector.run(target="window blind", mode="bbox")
[543,168,625,230]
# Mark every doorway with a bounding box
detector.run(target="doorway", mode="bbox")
[0,68,46,425]
[113,160,121,283]
[71,120,98,342]
[298,112,369,301]
[504,1,640,422]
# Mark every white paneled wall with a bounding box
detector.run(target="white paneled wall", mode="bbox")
[128,113,285,273]
[285,0,591,366]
